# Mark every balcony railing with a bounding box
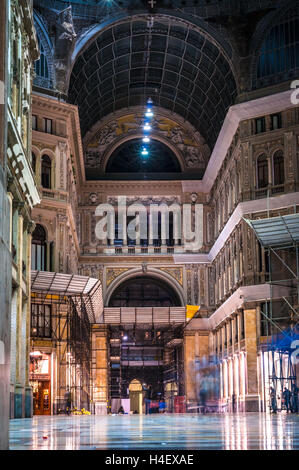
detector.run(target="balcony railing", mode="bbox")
[100,244,185,255]
[254,184,285,199]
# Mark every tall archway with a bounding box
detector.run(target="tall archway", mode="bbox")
[108,275,181,307]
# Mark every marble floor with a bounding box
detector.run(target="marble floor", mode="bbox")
[9,413,299,450]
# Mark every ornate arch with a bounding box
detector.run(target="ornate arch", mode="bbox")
[33,11,55,89]
[104,266,185,307]
[84,107,209,177]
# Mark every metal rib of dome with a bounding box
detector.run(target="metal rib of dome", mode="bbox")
[68,16,237,150]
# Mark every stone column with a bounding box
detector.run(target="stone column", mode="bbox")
[244,307,260,411]
[184,330,209,410]
[91,325,109,415]
[184,332,197,407]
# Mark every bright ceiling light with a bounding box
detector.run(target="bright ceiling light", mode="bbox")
[143,123,151,131]
[141,147,149,156]
[145,109,153,118]
[143,137,150,143]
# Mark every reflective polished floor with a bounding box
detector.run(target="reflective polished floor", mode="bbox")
[9,413,299,450]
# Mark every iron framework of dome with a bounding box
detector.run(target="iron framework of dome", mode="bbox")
[68,15,237,151]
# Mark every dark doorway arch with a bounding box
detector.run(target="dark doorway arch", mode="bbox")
[108,276,181,307]
[106,138,181,174]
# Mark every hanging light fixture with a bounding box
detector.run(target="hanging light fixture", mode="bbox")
[140,98,153,162]
[141,146,149,157]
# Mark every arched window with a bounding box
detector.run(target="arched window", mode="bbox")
[257,13,299,86]
[273,150,285,186]
[32,152,36,174]
[41,154,51,188]
[257,154,269,188]
[35,37,49,79]
[31,224,47,271]
[108,276,181,307]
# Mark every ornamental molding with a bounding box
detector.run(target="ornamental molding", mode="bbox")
[84,110,210,172]
[159,267,183,286]
[32,140,57,153]
[106,267,131,287]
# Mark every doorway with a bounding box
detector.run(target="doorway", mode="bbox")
[32,380,51,415]
[129,379,143,414]
[165,382,178,413]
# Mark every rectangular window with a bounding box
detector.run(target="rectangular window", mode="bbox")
[255,117,266,134]
[32,115,37,131]
[31,304,52,338]
[271,113,282,130]
[42,118,52,134]
[240,310,245,340]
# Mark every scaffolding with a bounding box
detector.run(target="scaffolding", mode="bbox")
[30,271,102,414]
[99,314,186,413]
[245,211,299,412]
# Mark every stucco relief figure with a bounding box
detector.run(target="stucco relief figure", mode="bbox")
[185,146,205,168]
[169,126,185,144]
[54,6,77,94]
[89,193,98,204]
[85,150,103,168]
[97,121,118,145]
[57,7,76,43]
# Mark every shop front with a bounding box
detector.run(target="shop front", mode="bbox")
[29,350,52,415]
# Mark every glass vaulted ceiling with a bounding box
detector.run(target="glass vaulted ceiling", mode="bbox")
[68,16,237,151]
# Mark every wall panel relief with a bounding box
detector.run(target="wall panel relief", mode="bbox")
[84,112,210,173]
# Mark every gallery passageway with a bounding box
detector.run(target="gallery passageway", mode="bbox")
[1,0,299,451]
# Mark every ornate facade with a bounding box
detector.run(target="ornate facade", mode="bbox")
[1,0,299,448]
[0,0,39,449]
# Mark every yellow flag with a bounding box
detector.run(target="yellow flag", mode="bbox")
[186,305,200,320]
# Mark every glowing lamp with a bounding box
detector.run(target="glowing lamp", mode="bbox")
[145,109,153,118]
[141,147,149,156]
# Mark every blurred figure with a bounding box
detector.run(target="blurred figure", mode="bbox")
[64,387,72,415]
[118,405,124,414]
[291,385,299,413]
[270,387,277,413]
[159,399,166,413]
[283,387,291,413]
[143,384,152,415]
[232,393,236,413]
[199,374,208,413]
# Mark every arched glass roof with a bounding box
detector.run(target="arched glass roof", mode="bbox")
[68,15,237,150]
